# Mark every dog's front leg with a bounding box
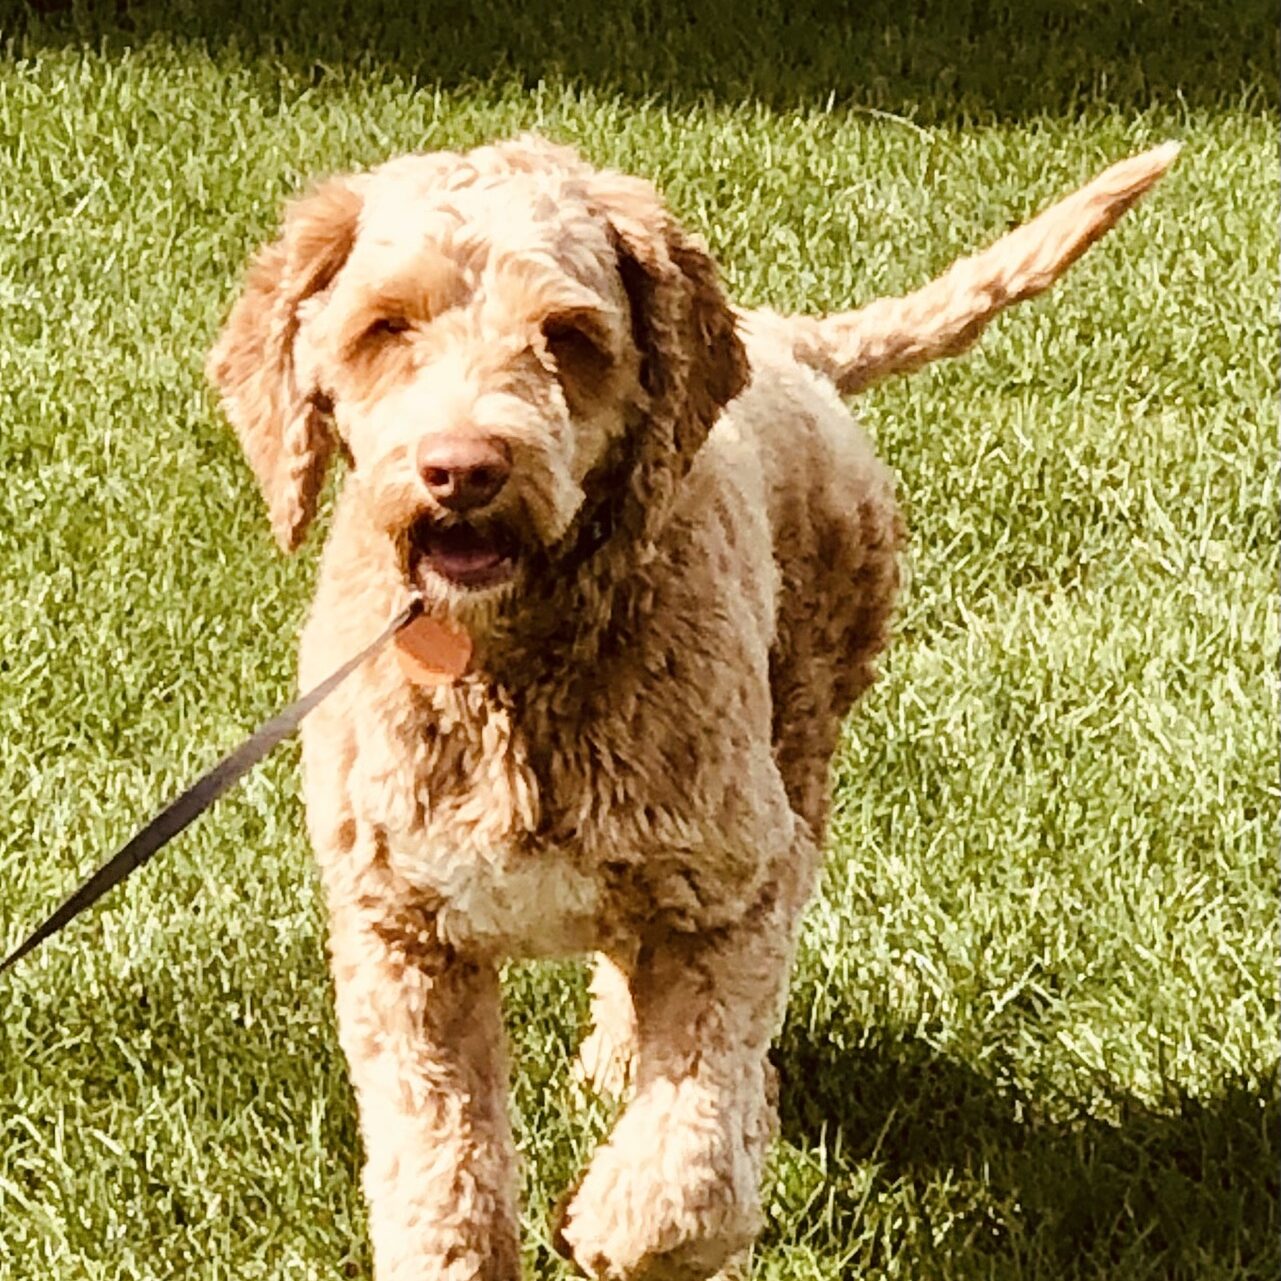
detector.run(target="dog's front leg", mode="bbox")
[556,839,813,1281]
[327,903,519,1281]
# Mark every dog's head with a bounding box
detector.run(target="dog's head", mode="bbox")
[208,136,746,628]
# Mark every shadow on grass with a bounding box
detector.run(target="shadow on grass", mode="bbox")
[13,0,1279,123]
[773,1024,1280,1277]
[4,944,1275,1278]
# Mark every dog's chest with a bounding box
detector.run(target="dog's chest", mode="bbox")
[339,671,777,957]
[343,687,624,956]
[387,823,606,957]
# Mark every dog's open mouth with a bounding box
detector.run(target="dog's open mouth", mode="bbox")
[408,516,519,590]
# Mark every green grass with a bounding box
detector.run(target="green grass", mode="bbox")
[0,2,1276,1277]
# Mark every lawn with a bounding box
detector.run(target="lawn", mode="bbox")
[0,2,1276,1278]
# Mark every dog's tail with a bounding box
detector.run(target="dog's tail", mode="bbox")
[788,142,1180,396]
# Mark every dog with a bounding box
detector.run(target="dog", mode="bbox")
[208,134,1175,1280]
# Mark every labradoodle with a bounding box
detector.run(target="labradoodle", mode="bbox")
[208,135,1175,1280]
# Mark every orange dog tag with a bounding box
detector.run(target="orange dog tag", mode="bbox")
[393,614,473,686]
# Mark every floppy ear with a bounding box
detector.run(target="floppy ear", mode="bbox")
[587,171,748,538]
[207,177,363,552]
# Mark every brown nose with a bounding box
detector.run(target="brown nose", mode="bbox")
[416,435,512,512]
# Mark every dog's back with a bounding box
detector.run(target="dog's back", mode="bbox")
[679,321,904,834]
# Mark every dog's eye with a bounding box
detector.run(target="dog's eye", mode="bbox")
[541,316,612,392]
[364,316,412,342]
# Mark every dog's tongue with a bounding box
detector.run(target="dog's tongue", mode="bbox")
[428,525,505,574]
[435,546,503,575]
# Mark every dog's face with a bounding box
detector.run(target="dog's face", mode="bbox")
[208,137,747,629]
[305,160,643,612]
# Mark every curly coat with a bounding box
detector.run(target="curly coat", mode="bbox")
[208,136,1175,1280]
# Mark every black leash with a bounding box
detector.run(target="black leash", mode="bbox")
[0,597,423,975]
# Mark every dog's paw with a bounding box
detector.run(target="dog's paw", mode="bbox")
[553,1078,764,1280]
